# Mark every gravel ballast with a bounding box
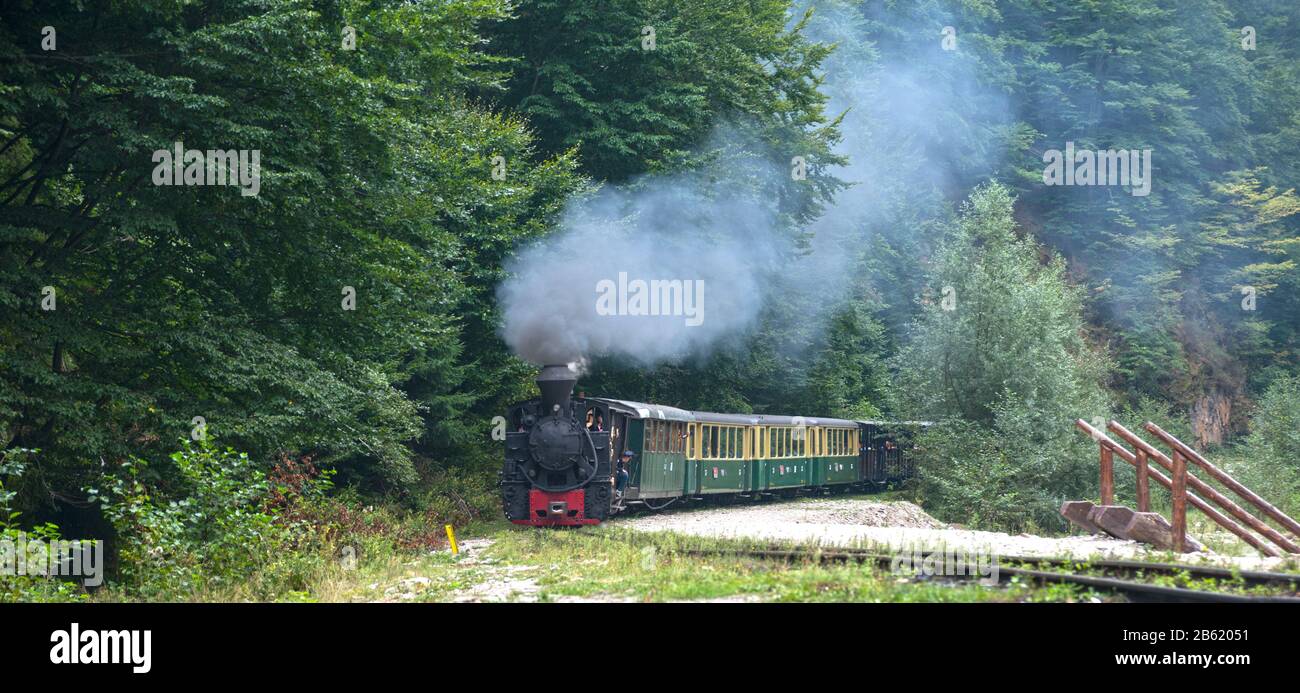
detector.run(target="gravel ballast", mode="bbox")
[613,497,1291,569]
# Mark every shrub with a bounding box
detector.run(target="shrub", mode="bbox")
[87,439,329,599]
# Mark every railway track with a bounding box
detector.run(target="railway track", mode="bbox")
[677,546,1300,602]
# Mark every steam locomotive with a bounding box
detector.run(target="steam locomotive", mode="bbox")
[501,365,925,526]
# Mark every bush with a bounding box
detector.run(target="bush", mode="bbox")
[87,439,330,599]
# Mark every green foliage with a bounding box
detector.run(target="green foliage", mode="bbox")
[0,447,89,601]
[483,0,840,189]
[87,440,308,598]
[0,0,582,507]
[1235,375,1300,512]
[897,184,1110,531]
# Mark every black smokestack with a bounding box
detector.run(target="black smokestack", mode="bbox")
[537,364,577,418]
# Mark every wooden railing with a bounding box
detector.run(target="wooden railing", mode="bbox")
[1074,419,1300,556]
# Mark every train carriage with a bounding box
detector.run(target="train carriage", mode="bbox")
[502,365,924,526]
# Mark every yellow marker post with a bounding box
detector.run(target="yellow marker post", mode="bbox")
[445,524,459,554]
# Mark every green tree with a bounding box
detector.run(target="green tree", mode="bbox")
[0,0,582,515]
[896,184,1110,531]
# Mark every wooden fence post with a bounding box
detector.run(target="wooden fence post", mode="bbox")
[1171,451,1188,552]
[1099,445,1114,506]
[1135,448,1150,512]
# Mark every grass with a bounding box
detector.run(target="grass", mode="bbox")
[310,522,1115,603]
[28,485,1297,603]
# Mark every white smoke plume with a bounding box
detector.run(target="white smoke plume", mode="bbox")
[497,1,1012,367]
[499,170,783,366]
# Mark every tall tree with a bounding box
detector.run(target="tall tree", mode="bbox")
[897,183,1110,531]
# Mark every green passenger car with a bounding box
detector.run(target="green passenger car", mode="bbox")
[583,399,879,509]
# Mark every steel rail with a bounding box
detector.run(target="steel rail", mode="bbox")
[677,546,1300,603]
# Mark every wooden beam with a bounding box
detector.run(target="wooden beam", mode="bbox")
[1061,500,1106,535]
[1135,448,1150,512]
[1145,422,1300,540]
[1099,445,1114,506]
[1171,451,1188,554]
[1109,421,1300,554]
